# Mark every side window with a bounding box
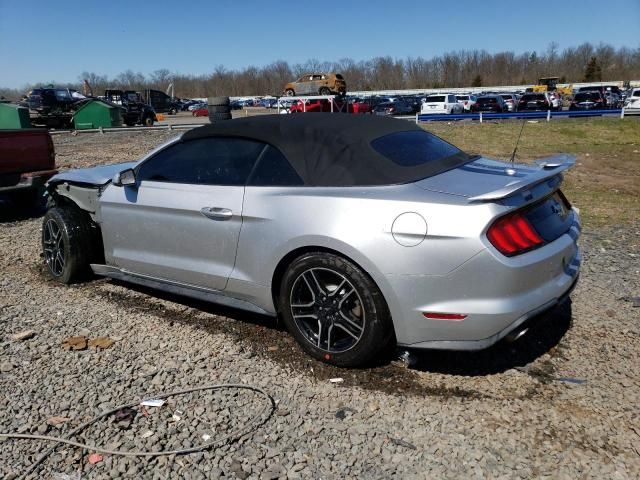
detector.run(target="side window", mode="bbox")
[248,146,304,187]
[137,137,265,186]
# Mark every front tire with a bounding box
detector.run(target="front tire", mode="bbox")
[143,115,154,127]
[42,207,94,284]
[319,87,331,96]
[285,89,295,96]
[279,252,394,367]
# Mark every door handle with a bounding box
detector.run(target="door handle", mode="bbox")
[200,207,233,221]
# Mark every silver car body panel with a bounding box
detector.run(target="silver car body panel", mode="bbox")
[54,132,581,350]
[99,181,245,291]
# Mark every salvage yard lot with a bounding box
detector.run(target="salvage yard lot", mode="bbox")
[1,119,639,478]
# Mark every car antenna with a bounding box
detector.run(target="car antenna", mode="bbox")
[509,117,527,164]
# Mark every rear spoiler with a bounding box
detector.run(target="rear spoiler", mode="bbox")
[468,154,576,202]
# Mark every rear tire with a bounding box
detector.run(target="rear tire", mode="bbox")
[143,115,154,127]
[209,112,232,123]
[319,87,331,96]
[41,207,95,284]
[285,89,295,96]
[208,105,230,114]
[279,252,394,367]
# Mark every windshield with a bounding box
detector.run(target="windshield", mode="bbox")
[425,96,446,102]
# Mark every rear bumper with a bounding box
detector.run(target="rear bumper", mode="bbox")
[0,169,58,193]
[390,212,581,350]
[421,107,449,114]
[401,272,579,351]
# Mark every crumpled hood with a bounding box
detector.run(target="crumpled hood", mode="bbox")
[48,161,138,186]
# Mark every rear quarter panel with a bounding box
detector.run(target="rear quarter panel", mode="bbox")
[232,185,496,333]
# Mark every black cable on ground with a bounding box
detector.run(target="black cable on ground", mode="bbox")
[0,384,275,479]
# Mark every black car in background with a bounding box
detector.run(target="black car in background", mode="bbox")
[373,100,414,116]
[471,95,507,113]
[400,95,422,114]
[569,91,607,110]
[517,93,552,111]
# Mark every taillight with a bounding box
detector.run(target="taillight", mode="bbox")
[487,211,544,256]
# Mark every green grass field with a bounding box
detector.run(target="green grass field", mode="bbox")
[421,118,640,227]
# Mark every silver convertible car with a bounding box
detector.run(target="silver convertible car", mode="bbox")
[42,114,580,366]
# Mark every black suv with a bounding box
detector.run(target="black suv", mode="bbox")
[104,90,156,126]
[27,88,85,127]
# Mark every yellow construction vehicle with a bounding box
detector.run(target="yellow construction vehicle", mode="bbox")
[532,77,573,95]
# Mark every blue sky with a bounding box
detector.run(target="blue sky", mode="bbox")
[1,0,638,89]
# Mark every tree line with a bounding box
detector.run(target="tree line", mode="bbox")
[2,42,639,100]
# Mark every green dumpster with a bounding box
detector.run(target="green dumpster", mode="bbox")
[73,100,122,130]
[0,103,31,129]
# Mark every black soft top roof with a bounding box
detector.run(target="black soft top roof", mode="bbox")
[182,113,468,186]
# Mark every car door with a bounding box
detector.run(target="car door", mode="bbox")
[298,75,313,95]
[99,137,265,291]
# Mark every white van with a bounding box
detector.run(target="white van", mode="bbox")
[421,94,464,114]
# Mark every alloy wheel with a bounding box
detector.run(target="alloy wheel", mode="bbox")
[43,219,65,276]
[289,267,365,353]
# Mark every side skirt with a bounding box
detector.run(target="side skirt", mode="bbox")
[90,264,275,317]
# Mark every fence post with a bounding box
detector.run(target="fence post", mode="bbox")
[547,110,551,122]
[479,112,483,123]
[621,108,625,119]
[415,113,418,124]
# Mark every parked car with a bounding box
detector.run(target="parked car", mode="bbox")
[401,96,422,114]
[471,95,507,113]
[624,88,640,107]
[0,129,57,205]
[289,99,334,113]
[373,100,414,116]
[517,93,552,111]
[192,107,209,117]
[569,91,607,110]
[263,99,278,109]
[578,85,622,98]
[500,94,518,112]
[456,94,477,112]
[41,114,581,367]
[283,73,347,96]
[420,94,463,115]
[349,98,373,114]
[624,90,640,113]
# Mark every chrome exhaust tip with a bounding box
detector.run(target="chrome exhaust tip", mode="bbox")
[505,327,529,343]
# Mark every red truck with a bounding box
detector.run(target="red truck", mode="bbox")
[0,129,58,204]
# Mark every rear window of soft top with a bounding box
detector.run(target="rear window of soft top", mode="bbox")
[370,130,463,167]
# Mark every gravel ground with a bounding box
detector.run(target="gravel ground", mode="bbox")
[1,132,639,479]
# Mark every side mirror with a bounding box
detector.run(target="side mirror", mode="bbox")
[112,168,136,187]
